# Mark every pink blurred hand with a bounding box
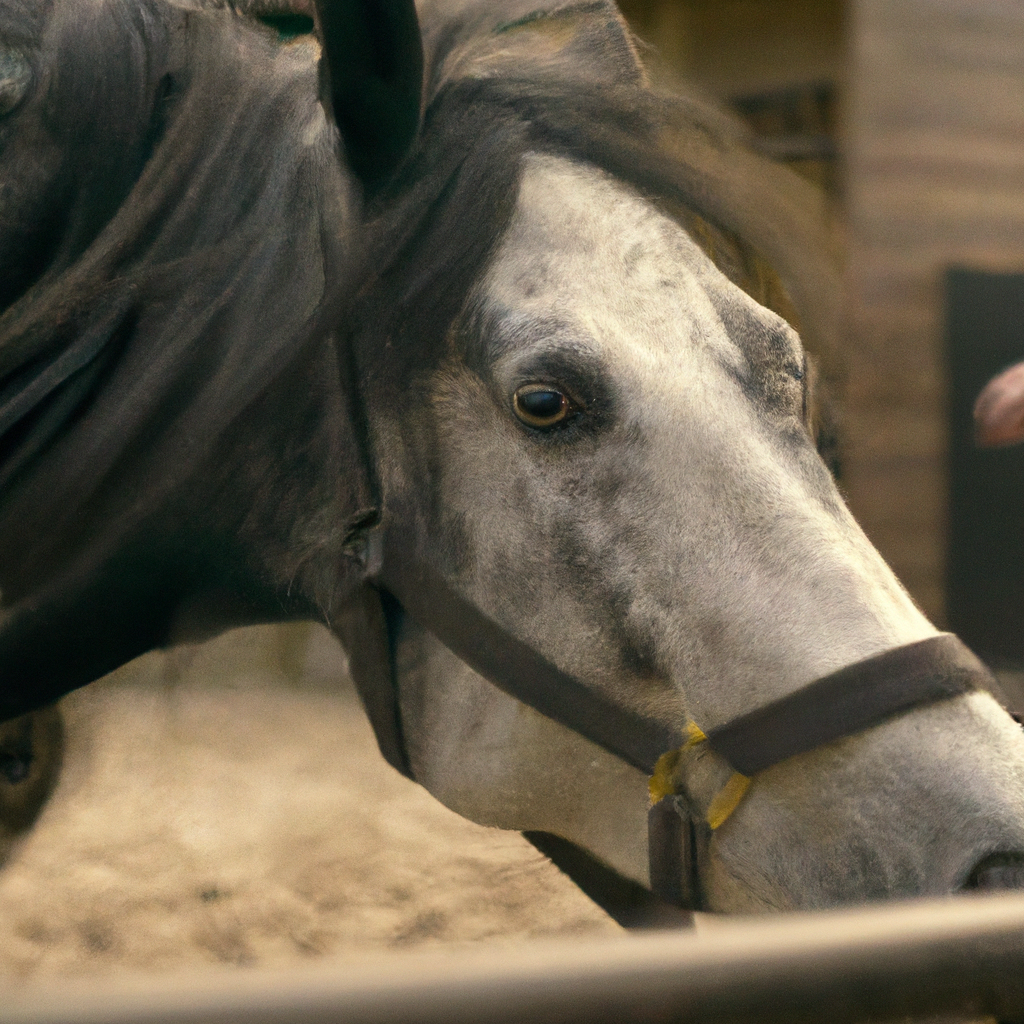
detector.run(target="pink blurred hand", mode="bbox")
[974,360,1024,447]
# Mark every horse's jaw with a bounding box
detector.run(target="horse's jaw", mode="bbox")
[396,620,1024,912]
[393,619,653,887]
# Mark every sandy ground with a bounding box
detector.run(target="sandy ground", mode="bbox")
[0,624,621,984]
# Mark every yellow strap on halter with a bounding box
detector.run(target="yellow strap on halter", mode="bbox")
[706,772,752,830]
[647,749,680,805]
[648,720,751,830]
[648,720,705,803]
[683,719,707,746]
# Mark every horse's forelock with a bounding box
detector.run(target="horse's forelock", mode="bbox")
[355,72,789,362]
[352,89,528,380]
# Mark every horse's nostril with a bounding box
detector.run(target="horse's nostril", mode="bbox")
[966,853,1024,891]
[0,753,30,785]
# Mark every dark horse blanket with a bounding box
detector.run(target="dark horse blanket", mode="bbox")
[0,0,362,717]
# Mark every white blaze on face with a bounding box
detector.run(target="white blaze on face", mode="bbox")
[395,153,1024,907]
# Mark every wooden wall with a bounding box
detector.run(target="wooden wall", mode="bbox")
[621,0,1024,625]
[844,0,1024,623]
[618,0,844,97]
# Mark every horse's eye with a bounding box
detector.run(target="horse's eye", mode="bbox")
[513,385,572,429]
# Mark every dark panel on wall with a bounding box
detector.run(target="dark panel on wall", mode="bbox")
[947,268,1024,663]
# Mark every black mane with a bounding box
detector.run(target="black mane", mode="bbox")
[0,2,348,502]
[0,3,360,717]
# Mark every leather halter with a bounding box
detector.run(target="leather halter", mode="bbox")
[362,519,1010,921]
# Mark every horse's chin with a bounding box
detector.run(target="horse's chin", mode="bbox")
[702,849,1024,914]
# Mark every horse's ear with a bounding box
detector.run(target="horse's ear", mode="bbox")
[314,0,424,192]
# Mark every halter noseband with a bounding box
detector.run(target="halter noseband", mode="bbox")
[359,520,1007,919]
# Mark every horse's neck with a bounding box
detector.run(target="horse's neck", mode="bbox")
[0,323,369,722]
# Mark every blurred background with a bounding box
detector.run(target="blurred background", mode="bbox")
[618,0,1024,667]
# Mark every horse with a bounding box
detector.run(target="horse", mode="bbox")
[1,0,1024,920]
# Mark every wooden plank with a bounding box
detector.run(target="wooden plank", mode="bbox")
[845,0,1024,621]
[4,893,1024,1024]
[842,407,947,462]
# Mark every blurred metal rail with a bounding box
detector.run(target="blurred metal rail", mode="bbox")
[4,892,1024,1024]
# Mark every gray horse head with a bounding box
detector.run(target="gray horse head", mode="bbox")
[1,0,1022,917]
[320,0,1024,914]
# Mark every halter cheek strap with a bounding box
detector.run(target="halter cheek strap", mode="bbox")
[364,520,682,776]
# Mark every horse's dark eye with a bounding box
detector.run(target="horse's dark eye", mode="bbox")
[513,385,572,429]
